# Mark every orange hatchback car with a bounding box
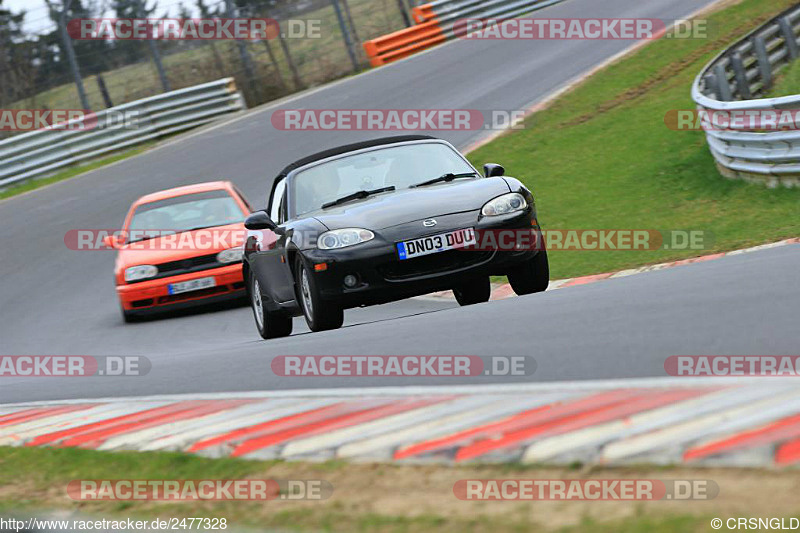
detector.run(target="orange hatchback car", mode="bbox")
[107,181,252,322]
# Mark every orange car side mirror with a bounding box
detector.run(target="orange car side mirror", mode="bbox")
[103,234,123,249]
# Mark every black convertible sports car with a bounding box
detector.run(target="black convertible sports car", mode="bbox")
[243,135,548,338]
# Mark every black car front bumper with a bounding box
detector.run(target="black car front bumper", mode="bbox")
[300,209,541,309]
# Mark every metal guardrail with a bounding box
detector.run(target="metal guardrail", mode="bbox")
[692,4,800,187]
[0,78,246,189]
[364,0,566,66]
[416,0,566,36]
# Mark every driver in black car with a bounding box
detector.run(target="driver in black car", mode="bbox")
[297,173,341,214]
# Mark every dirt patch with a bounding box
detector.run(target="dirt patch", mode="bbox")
[4,462,800,531]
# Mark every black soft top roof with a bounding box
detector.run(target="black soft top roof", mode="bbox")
[276,135,437,179]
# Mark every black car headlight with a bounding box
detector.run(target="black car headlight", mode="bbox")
[481,192,527,216]
[317,228,375,250]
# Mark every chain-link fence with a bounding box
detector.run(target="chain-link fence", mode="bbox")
[2,0,419,134]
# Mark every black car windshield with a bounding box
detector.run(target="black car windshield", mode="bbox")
[128,190,245,242]
[292,142,475,216]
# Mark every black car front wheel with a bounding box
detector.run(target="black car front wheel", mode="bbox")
[296,257,344,332]
[507,249,549,295]
[250,271,293,339]
[453,276,491,306]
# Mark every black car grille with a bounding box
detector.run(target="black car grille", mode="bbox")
[379,250,493,281]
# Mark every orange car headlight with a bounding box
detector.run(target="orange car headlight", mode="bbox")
[124,265,158,282]
[216,247,244,264]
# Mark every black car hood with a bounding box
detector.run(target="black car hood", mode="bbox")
[309,177,510,231]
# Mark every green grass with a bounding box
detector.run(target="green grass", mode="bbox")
[0,447,269,486]
[562,515,714,533]
[467,0,800,281]
[768,54,800,96]
[1,446,793,533]
[0,143,153,201]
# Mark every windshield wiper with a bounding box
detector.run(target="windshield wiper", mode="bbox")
[322,186,396,209]
[180,225,221,233]
[128,231,165,244]
[410,172,477,188]
[128,234,156,244]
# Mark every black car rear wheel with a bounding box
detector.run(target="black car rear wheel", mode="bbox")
[507,249,549,295]
[250,271,293,339]
[296,257,344,332]
[453,276,491,306]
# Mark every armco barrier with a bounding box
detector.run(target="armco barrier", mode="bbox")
[364,0,566,67]
[0,78,246,189]
[363,20,447,67]
[412,3,437,24]
[692,4,800,187]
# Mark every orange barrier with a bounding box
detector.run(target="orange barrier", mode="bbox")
[363,19,445,67]
[412,3,437,24]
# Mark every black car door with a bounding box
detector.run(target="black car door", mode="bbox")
[251,179,297,304]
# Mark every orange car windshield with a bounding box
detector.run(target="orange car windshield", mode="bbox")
[128,190,244,242]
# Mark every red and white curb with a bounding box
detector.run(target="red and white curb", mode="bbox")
[420,238,800,302]
[4,379,800,467]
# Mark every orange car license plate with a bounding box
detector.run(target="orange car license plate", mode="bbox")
[168,276,216,295]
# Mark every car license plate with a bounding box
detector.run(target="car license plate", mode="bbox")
[397,228,476,260]
[168,276,216,295]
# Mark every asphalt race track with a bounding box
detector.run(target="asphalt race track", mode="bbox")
[0,0,768,404]
[2,242,799,403]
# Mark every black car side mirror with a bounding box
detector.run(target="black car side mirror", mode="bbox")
[483,163,505,177]
[245,210,278,231]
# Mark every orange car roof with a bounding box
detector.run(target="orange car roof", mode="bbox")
[133,181,233,206]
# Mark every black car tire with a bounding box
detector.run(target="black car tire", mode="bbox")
[507,249,550,295]
[249,270,293,339]
[295,256,344,332]
[453,276,491,306]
